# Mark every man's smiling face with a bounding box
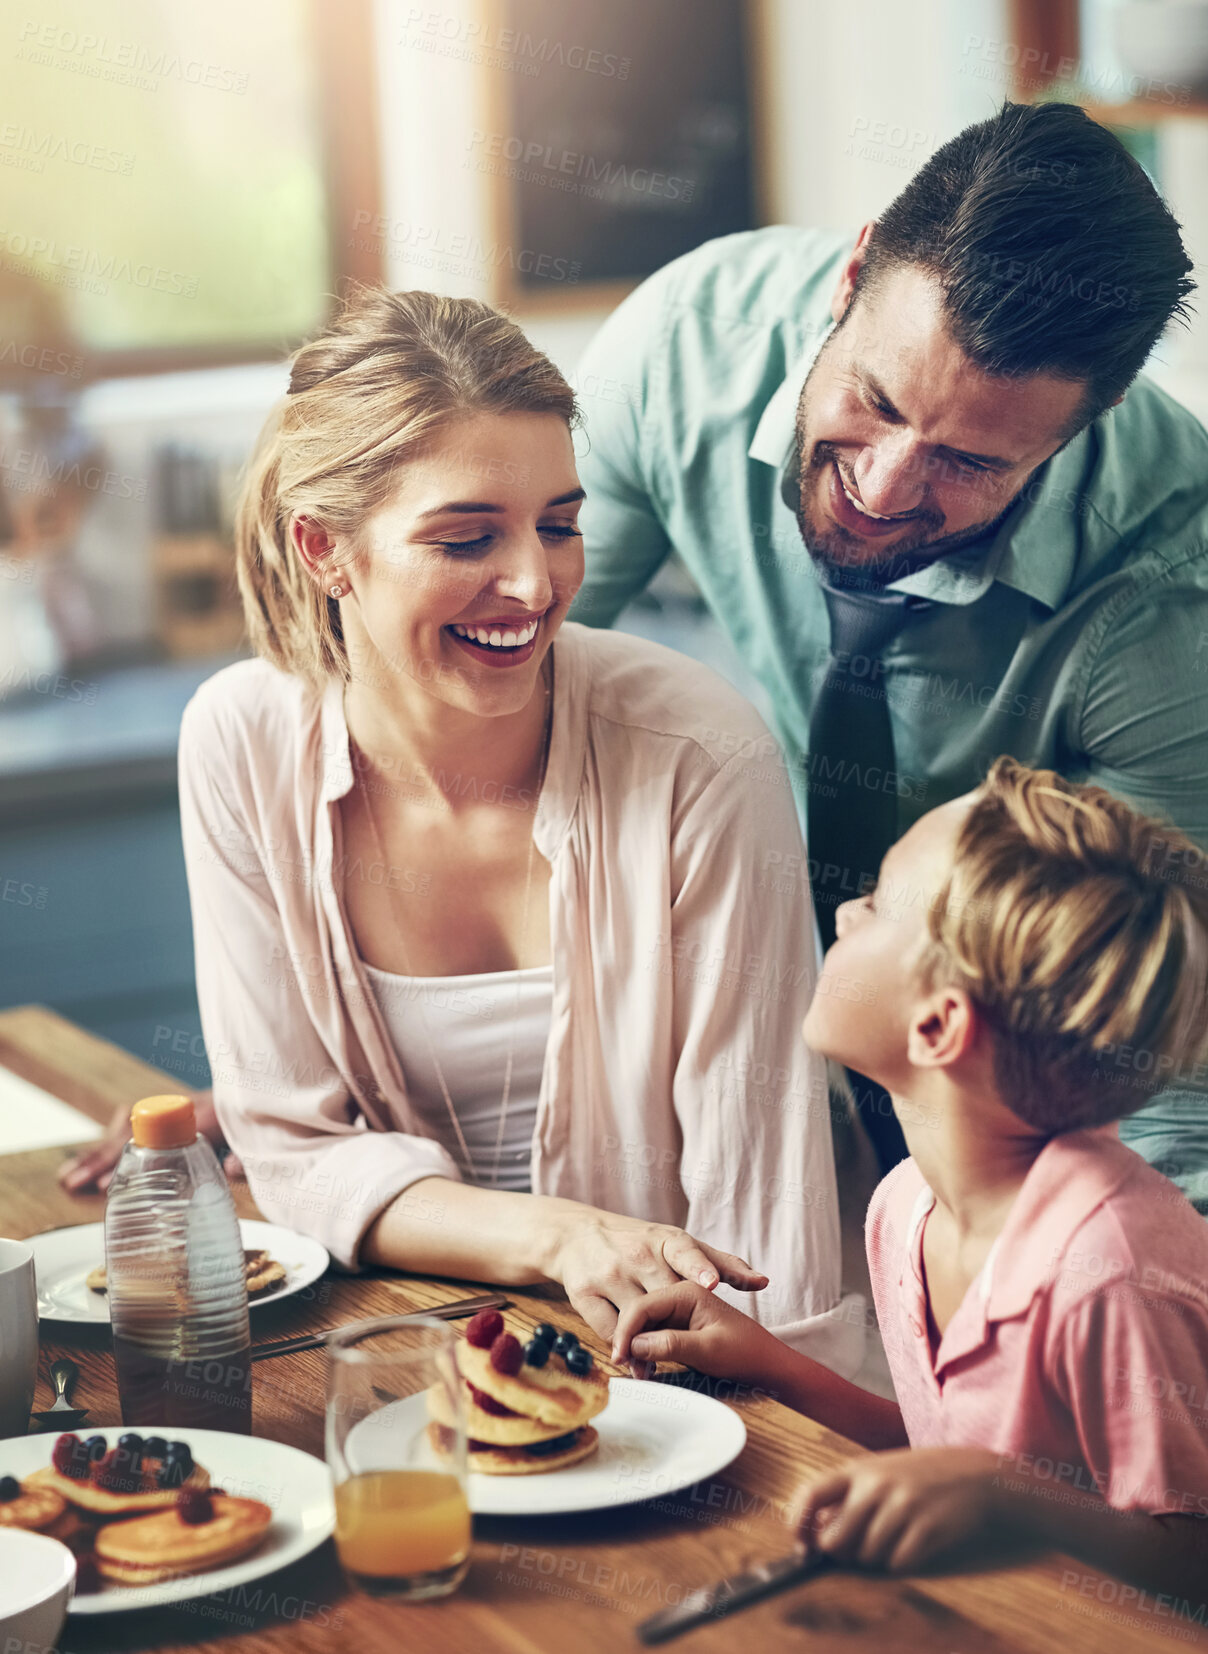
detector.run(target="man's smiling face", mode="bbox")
[794,241,1091,583]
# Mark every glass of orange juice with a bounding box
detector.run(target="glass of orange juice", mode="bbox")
[325,1314,470,1600]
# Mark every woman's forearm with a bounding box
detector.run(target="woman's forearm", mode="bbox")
[359,1177,576,1284]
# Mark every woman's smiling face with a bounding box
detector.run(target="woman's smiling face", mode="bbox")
[339,410,585,717]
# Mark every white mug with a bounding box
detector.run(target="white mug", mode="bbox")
[0,1239,37,1436]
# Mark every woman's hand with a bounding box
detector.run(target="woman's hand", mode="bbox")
[793,1447,1006,1573]
[541,1203,768,1346]
[610,1279,778,1379]
[59,1090,241,1194]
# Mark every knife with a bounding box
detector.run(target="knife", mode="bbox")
[250,1293,510,1361]
[635,1548,830,1644]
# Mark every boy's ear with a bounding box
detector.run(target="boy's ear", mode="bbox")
[907,987,978,1070]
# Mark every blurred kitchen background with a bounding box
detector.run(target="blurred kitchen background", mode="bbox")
[2,0,1207,1090]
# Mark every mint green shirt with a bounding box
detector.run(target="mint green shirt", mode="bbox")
[571,226,1208,1210]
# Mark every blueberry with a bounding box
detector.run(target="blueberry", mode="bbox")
[83,1435,107,1464]
[552,1331,578,1358]
[566,1346,594,1376]
[158,1443,193,1487]
[144,1436,167,1461]
[117,1433,143,1454]
[523,1338,550,1368]
[0,1475,19,1501]
[532,1322,556,1345]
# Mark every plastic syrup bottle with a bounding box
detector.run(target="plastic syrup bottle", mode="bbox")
[105,1095,251,1432]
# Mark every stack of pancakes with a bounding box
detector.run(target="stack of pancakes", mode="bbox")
[427,1317,609,1476]
[93,1495,273,1585]
[8,1439,271,1588]
[26,1456,211,1518]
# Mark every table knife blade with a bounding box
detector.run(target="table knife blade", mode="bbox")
[250,1292,510,1361]
[635,1549,829,1644]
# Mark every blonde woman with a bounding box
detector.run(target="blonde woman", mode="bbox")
[178,287,854,1367]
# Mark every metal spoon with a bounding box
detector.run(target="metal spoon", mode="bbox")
[33,1358,89,1430]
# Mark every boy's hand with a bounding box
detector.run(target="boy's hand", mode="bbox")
[611,1280,775,1380]
[794,1447,1007,1573]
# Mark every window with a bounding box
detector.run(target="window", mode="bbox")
[0,0,381,378]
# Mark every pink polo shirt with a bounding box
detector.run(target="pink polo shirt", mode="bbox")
[867,1129,1208,1517]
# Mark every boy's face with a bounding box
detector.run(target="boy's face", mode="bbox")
[803,796,973,1090]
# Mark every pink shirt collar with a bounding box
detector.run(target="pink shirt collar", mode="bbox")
[907,1126,1133,1373]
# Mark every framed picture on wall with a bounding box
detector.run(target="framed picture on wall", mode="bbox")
[480,0,764,311]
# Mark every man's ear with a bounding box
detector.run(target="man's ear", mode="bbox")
[906,986,978,1071]
[290,514,337,587]
[830,221,877,325]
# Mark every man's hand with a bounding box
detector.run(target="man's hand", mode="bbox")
[794,1447,1006,1573]
[609,1279,777,1380]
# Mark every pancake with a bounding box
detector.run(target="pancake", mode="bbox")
[458,1338,609,1428]
[87,1249,284,1297]
[95,1493,272,1584]
[428,1420,599,1476]
[26,1458,210,1516]
[245,1256,286,1296]
[427,1379,571,1447]
[0,1484,67,1532]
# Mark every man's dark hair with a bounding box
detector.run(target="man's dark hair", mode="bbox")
[850,101,1195,435]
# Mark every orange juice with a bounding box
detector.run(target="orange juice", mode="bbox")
[334,1471,471,1586]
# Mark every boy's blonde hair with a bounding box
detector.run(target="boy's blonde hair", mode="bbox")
[920,756,1208,1129]
[235,286,579,687]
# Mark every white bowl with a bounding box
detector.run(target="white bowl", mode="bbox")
[0,1529,76,1647]
[1112,1,1208,99]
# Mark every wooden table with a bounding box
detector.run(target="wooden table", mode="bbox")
[1,1004,1203,1654]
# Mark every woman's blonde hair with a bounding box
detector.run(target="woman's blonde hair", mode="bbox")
[235,286,579,685]
[920,756,1208,1130]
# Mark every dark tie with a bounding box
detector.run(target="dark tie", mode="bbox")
[807,576,915,1172]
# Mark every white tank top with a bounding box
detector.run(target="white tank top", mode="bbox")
[361,961,552,1192]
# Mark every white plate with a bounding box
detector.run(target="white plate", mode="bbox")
[29,1221,330,1324]
[0,1426,334,1615]
[343,1377,747,1517]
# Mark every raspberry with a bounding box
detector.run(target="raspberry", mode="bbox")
[466,1380,520,1418]
[177,1487,214,1525]
[52,1434,88,1480]
[92,1448,139,1494]
[489,1331,523,1375]
[465,1308,505,1349]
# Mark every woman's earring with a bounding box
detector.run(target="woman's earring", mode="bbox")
[328,583,344,599]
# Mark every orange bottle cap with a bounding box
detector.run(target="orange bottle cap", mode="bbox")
[130,1095,197,1150]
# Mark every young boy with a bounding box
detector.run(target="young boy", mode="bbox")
[613,758,1208,1601]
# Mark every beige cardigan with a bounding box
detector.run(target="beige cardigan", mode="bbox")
[179,623,860,1371]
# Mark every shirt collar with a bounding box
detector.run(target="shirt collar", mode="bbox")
[902,1128,1135,1375]
[979,1126,1136,1322]
[748,321,1094,614]
[747,320,833,476]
